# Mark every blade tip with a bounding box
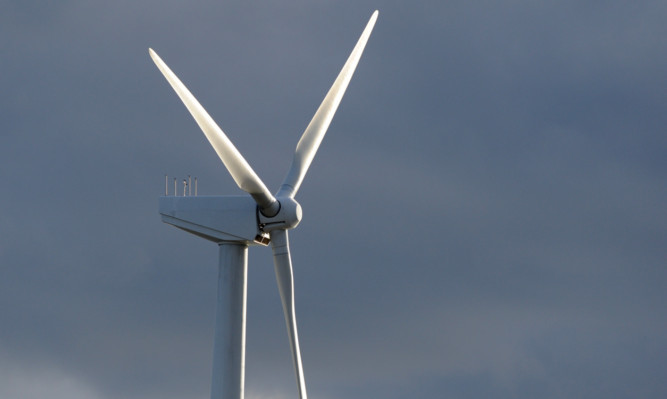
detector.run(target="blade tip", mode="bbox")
[367,10,379,28]
[148,48,160,62]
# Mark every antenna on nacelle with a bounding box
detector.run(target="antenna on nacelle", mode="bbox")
[164,175,198,196]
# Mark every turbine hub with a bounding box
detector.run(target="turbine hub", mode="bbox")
[258,196,302,232]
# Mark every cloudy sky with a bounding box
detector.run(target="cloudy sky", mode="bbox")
[1,1,665,398]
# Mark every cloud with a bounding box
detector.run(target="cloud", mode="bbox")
[0,361,102,399]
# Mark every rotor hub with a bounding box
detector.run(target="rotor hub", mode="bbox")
[258,197,302,232]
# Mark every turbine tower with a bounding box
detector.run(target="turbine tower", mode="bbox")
[150,11,378,399]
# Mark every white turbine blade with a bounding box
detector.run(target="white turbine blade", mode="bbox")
[149,48,278,214]
[270,229,307,399]
[277,10,378,198]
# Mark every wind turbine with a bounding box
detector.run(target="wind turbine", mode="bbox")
[150,10,378,399]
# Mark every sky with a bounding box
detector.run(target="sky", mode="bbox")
[1,1,665,398]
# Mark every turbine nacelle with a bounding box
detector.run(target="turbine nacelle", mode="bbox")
[159,195,270,245]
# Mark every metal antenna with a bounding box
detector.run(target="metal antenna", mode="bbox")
[174,178,177,196]
[183,179,187,196]
[189,175,192,196]
[165,175,169,195]
[195,177,198,196]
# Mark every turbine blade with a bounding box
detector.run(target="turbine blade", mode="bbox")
[149,48,279,214]
[270,229,307,399]
[277,10,379,198]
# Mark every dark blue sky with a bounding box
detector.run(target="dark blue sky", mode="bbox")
[1,1,665,398]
